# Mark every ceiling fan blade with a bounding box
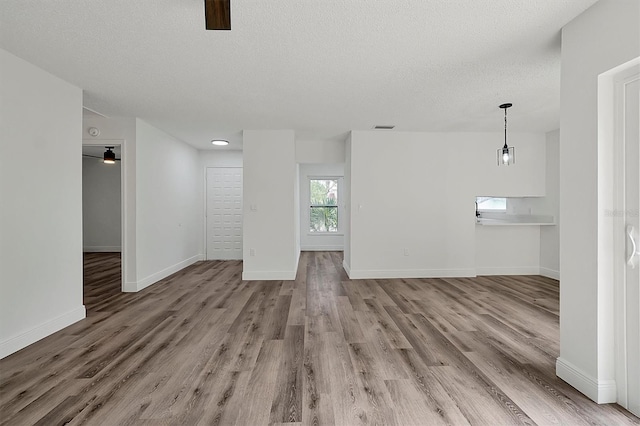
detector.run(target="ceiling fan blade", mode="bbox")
[205,0,231,30]
[82,154,121,161]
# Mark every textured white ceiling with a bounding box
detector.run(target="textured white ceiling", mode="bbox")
[0,0,598,150]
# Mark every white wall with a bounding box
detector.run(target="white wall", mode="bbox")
[346,130,545,279]
[135,119,202,290]
[199,149,243,168]
[475,226,540,275]
[558,0,640,403]
[0,49,85,358]
[299,163,345,251]
[296,139,345,164]
[243,130,298,280]
[82,157,122,252]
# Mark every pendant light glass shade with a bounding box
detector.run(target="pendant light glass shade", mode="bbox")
[497,103,515,166]
[499,143,515,166]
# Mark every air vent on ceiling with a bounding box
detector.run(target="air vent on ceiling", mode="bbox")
[373,125,395,130]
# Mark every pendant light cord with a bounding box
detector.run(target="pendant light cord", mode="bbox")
[503,107,508,149]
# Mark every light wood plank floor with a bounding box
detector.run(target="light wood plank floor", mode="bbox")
[1,251,638,425]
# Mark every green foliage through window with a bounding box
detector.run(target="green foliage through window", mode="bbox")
[310,179,338,232]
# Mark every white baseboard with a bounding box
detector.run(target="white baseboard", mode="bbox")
[556,357,617,403]
[300,245,344,251]
[539,267,560,280]
[476,266,540,276]
[0,305,86,359]
[242,270,297,280]
[346,268,476,279]
[123,281,138,292]
[293,250,300,281]
[134,254,203,292]
[83,246,122,252]
[343,260,352,277]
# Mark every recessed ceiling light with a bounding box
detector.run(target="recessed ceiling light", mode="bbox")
[211,140,229,146]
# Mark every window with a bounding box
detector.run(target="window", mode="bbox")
[476,196,507,211]
[310,178,338,233]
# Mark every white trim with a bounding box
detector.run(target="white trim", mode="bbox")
[83,246,122,252]
[123,281,138,292]
[0,305,86,359]
[300,245,344,251]
[133,254,203,292]
[343,259,351,277]
[203,166,208,261]
[293,250,300,279]
[556,357,617,403]
[347,268,476,279]
[539,267,560,280]
[242,270,297,281]
[476,266,540,276]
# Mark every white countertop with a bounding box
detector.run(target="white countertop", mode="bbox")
[475,214,555,226]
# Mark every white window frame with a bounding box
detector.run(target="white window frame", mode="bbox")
[308,176,343,235]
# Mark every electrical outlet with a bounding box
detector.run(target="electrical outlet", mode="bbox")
[403,248,409,256]
[250,248,256,256]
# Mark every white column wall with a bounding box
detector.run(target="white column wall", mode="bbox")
[0,49,85,358]
[242,130,298,280]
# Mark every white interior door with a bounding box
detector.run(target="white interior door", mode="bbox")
[623,75,640,417]
[206,167,243,260]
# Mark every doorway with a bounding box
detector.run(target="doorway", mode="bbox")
[205,167,243,260]
[608,60,640,416]
[82,141,126,296]
[620,72,640,417]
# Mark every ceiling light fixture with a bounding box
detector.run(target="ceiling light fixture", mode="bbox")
[103,147,116,164]
[497,103,515,166]
[211,140,229,146]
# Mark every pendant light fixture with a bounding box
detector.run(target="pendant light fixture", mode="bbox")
[497,103,515,166]
[103,147,116,164]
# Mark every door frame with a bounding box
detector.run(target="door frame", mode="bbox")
[602,57,640,409]
[82,139,128,292]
